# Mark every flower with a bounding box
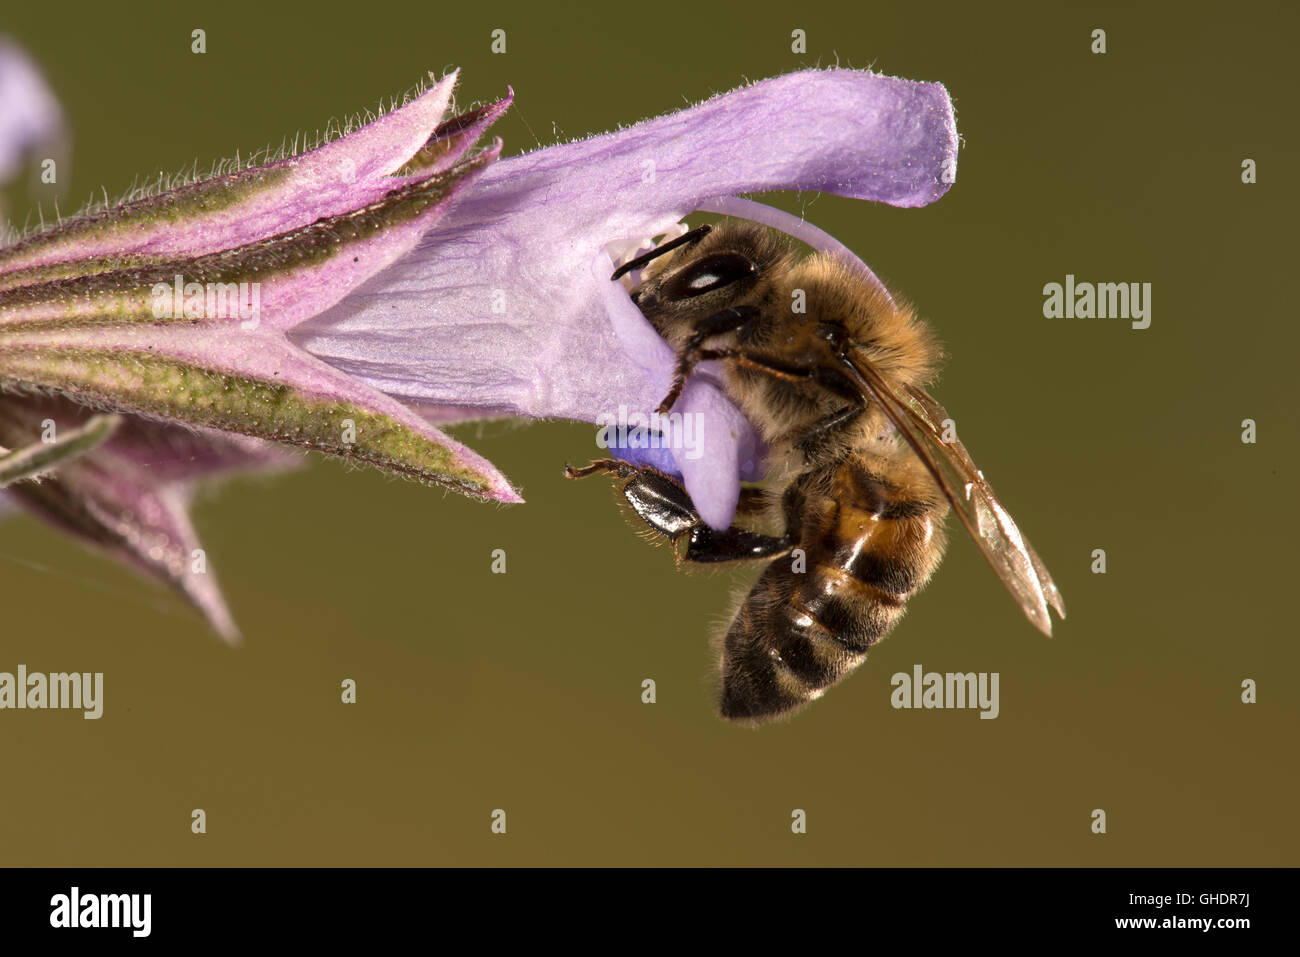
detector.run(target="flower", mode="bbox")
[1,47,958,638]
[297,67,958,528]
[0,54,518,638]
[0,70,517,497]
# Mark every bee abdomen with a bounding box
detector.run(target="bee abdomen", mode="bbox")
[717,474,946,722]
[718,570,904,721]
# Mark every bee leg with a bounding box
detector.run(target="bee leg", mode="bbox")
[656,305,764,413]
[566,461,766,516]
[683,522,794,565]
[794,403,867,458]
[563,458,641,481]
[585,462,788,564]
[615,465,714,542]
[734,486,771,517]
[682,346,818,396]
[565,460,699,539]
[669,343,870,399]
[622,470,791,565]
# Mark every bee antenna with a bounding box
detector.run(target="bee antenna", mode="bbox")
[610,224,713,281]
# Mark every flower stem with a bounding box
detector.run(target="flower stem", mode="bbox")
[0,413,120,488]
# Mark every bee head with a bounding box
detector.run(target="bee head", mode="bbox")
[630,222,791,337]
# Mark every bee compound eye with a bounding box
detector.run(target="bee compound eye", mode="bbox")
[664,252,757,300]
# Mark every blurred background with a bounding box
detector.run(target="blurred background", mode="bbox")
[1,0,1295,865]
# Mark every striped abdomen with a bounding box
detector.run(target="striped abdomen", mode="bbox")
[717,457,949,721]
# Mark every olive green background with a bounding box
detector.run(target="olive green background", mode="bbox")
[1,1,1295,866]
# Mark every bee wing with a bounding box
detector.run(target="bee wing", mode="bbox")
[837,352,1066,636]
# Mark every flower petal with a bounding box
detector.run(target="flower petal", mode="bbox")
[0,321,519,501]
[0,75,511,290]
[592,247,762,528]
[0,36,66,186]
[0,396,296,642]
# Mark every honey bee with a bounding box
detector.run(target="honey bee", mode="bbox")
[567,221,1065,722]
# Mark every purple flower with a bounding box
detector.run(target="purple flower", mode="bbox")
[1,67,516,493]
[0,54,516,637]
[298,67,957,528]
[1,47,957,637]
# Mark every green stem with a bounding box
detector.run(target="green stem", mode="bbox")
[0,413,120,488]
